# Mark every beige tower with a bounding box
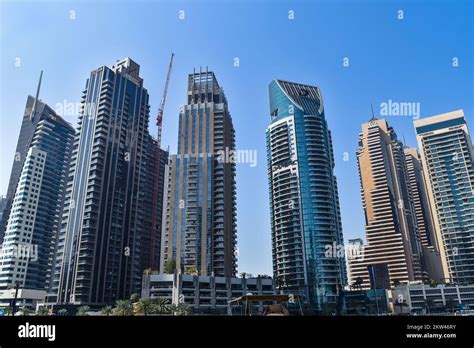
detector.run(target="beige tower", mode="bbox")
[349,116,422,289]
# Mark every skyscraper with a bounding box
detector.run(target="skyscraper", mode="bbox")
[349,117,423,289]
[161,70,237,277]
[0,76,74,291]
[414,110,474,284]
[53,58,163,305]
[1,72,48,243]
[403,147,437,249]
[404,147,444,281]
[266,79,346,310]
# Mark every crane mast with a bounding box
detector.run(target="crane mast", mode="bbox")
[150,53,174,269]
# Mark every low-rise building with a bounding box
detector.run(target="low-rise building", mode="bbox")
[142,273,275,314]
[391,283,474,314]
[344,289,390,315]
[0,288,46,311]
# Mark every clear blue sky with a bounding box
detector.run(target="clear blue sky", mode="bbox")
[1,0,472,276]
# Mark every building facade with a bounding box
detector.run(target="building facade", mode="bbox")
[0,79,74,292]
[52,58,161,305]
[1,71,50,243]
[161,70,237,277]
[349,117,423,289]
[141,273,274,314]
[392,283,474,314]
[266,79,346,310]
[414,110,474,284]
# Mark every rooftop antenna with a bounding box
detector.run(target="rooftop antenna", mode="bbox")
[370,104,377,121]
[30,70,43,121]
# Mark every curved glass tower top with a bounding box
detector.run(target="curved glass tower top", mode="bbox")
[267,79,346,311]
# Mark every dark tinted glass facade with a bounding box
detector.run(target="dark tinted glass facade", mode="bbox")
[53,58,159,305]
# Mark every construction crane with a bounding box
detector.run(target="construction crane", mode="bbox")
[150,53,174,269]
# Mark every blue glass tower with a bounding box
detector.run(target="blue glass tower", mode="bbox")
[267,79,346,310]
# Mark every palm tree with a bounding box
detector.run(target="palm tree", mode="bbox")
[176,303,191,316]
[130,293,140,303]
[36,306,49,316]
[136,299,153,316]
[152,297,169,315]
[445,298,457,313]
[58,308,68,316]
[113,300,134,316]
[76,305,90,316]
[424,298,435,315]
[163,259,176,274]
[101,305,113,316]
[20,305,32,316]
[168,304,179,316]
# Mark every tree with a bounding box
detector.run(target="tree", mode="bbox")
[113,300,134,316]
[184,266,197,275]
[424,298,435,315]
[176,303,191,316]
[163,259,176,274]
[392,279,401,288]
[168,304,179,316]
[36,306,49,316]
[20,305,32,316]
[137,299,153,316]
[130,293,140,303]
[169,303,191,316]
[58,308,68,316]
[101,305,113,316]
[445,298,457,313]
[76,305,90,316]
[151,297,169,315]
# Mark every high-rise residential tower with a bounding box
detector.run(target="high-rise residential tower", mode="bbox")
[1,72,49,243]
[349,117,423,289]
[403,147,444,281]
[161,70,237,277]
[52,58,163,305]
[403,147,437,249]
[266,79,346,310]
[414,110,474,284]
[0,87,74,291]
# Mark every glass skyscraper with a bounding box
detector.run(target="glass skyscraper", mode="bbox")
[266,79,346,310]
[161,70,237,277]
[414,110,474,284]
[52,58,165,305]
